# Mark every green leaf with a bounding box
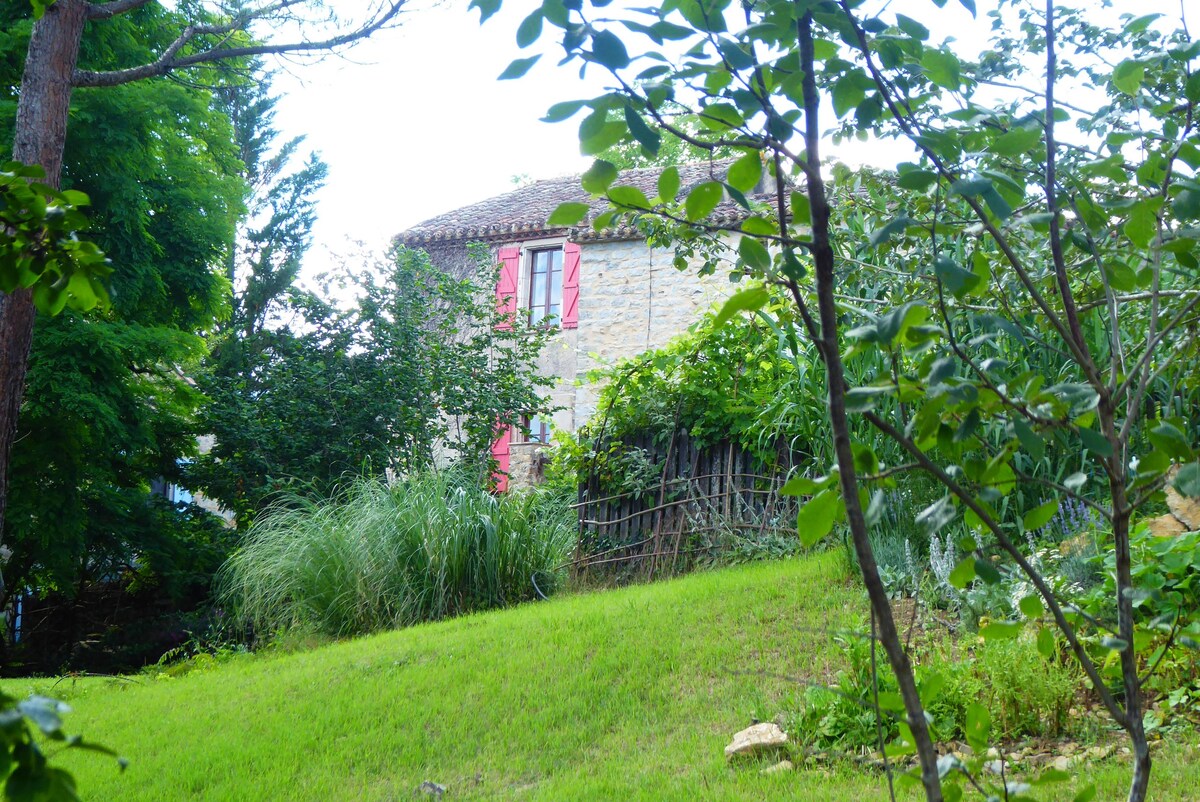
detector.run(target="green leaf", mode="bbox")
[1174,462,1200,498]
[1074,785,1098,802]
[950,177,991,198]
[1037,626,1056,658]
[980,620,1022,639]
[59,189,89,207]
[516,10,543,48]
[964,702,990,753]
[1064,472,1088,492]
[684,181,724,222]
[1188,72,1200,104]
[991,126,1041,156]
[779,474,832,496]
[868,216,915,247]
[591,30,631,69]
[1124,202,1156,247]
[921,49,961,90]
[607,185,651,210]
[726,152,762,193]
[975,557,1002,584]
[948,557,975,589]
[1013,419,1045,462]
[1100,636,1129,652]
[542,100,588,123]
[1023,500,1059,532]
[658,166,680,203]
[1113,59,1145,95]
[982,187,1013,220]
[546,202,590,226]
[66,270,98,311]
[790,191,811,226]
[581,160,618,194]
[934,255,980,296]
[1019,594,1045,618]
[1148,421,1193,462]
[895,14,929,40]
[831,75,866,118]
[740,216,777,236]
[896,169,938,191]
[737,236,771,272]
[624,105,660,154]
[797,488,841,547]
[1175,189,1200,221]
[700,103,744,130]
[498,55,541,80]
[713,284,770,326]
[469,0,502,23]
[1078,426,1113,457]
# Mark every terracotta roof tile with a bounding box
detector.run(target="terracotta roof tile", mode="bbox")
[396,159,767,246]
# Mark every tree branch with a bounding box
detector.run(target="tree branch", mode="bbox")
[862,409,1128,728]
[86,0,154,20]
[74,1,405,88]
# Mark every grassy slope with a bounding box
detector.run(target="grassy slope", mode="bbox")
[6,554,1198,801]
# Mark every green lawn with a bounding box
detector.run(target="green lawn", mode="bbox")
[5,554,1197,800]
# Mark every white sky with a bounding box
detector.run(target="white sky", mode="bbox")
[268,0,1185,280]
[271,1,602,278]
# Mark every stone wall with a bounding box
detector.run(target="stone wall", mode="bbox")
[504,236,734,490]
[424,236,735,491]
[571,238,735,424]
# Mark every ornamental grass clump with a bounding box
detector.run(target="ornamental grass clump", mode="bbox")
[217,472,574,638]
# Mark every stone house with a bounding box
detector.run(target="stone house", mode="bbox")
[397,161,759,490]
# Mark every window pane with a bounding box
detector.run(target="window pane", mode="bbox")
[530,269,547,321]
[550,264,563,304]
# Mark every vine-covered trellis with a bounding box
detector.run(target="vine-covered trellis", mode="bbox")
[571,430,803,580]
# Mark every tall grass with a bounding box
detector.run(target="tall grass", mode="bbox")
[217,472,575,638]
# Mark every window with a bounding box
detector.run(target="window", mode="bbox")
[528,247,563,325]
[495,242,579,331]
[519,414,550,444]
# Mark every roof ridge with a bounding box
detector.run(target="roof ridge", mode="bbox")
[396,158,750,246]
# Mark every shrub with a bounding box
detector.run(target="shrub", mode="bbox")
[794,629,1080,751]
[217,472,575,639]
[926,636,1079,742]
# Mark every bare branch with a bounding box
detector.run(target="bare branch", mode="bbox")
[86,0,154,20]
[74,1,405,88]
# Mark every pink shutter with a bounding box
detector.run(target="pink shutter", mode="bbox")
[562,242,581,329]
[495,246,520,330]
[491,424,511,493]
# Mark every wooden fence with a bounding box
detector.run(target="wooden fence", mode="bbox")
[571,431,801,580]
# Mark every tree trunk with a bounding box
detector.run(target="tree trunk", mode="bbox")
[797,11,942,800]
[0,0,89,604]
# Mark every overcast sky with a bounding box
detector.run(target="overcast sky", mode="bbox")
[270,1,603,278]
[268,0,1183,280]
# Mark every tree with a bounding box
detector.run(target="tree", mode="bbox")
[0,5,248,643]
[0,0,406,600]
[194,245,557,523]
[492,1,1200,800]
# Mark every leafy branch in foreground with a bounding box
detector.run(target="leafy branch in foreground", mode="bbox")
[0,692,124,801]
[0,162,107,316]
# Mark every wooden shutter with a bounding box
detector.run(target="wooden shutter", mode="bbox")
[491,424,512,493]
[495,246,521,330]
[562,242,581,329]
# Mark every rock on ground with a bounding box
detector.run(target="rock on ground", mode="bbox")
[725,722,789,759]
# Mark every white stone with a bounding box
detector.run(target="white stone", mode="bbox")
[724,722,788,759]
